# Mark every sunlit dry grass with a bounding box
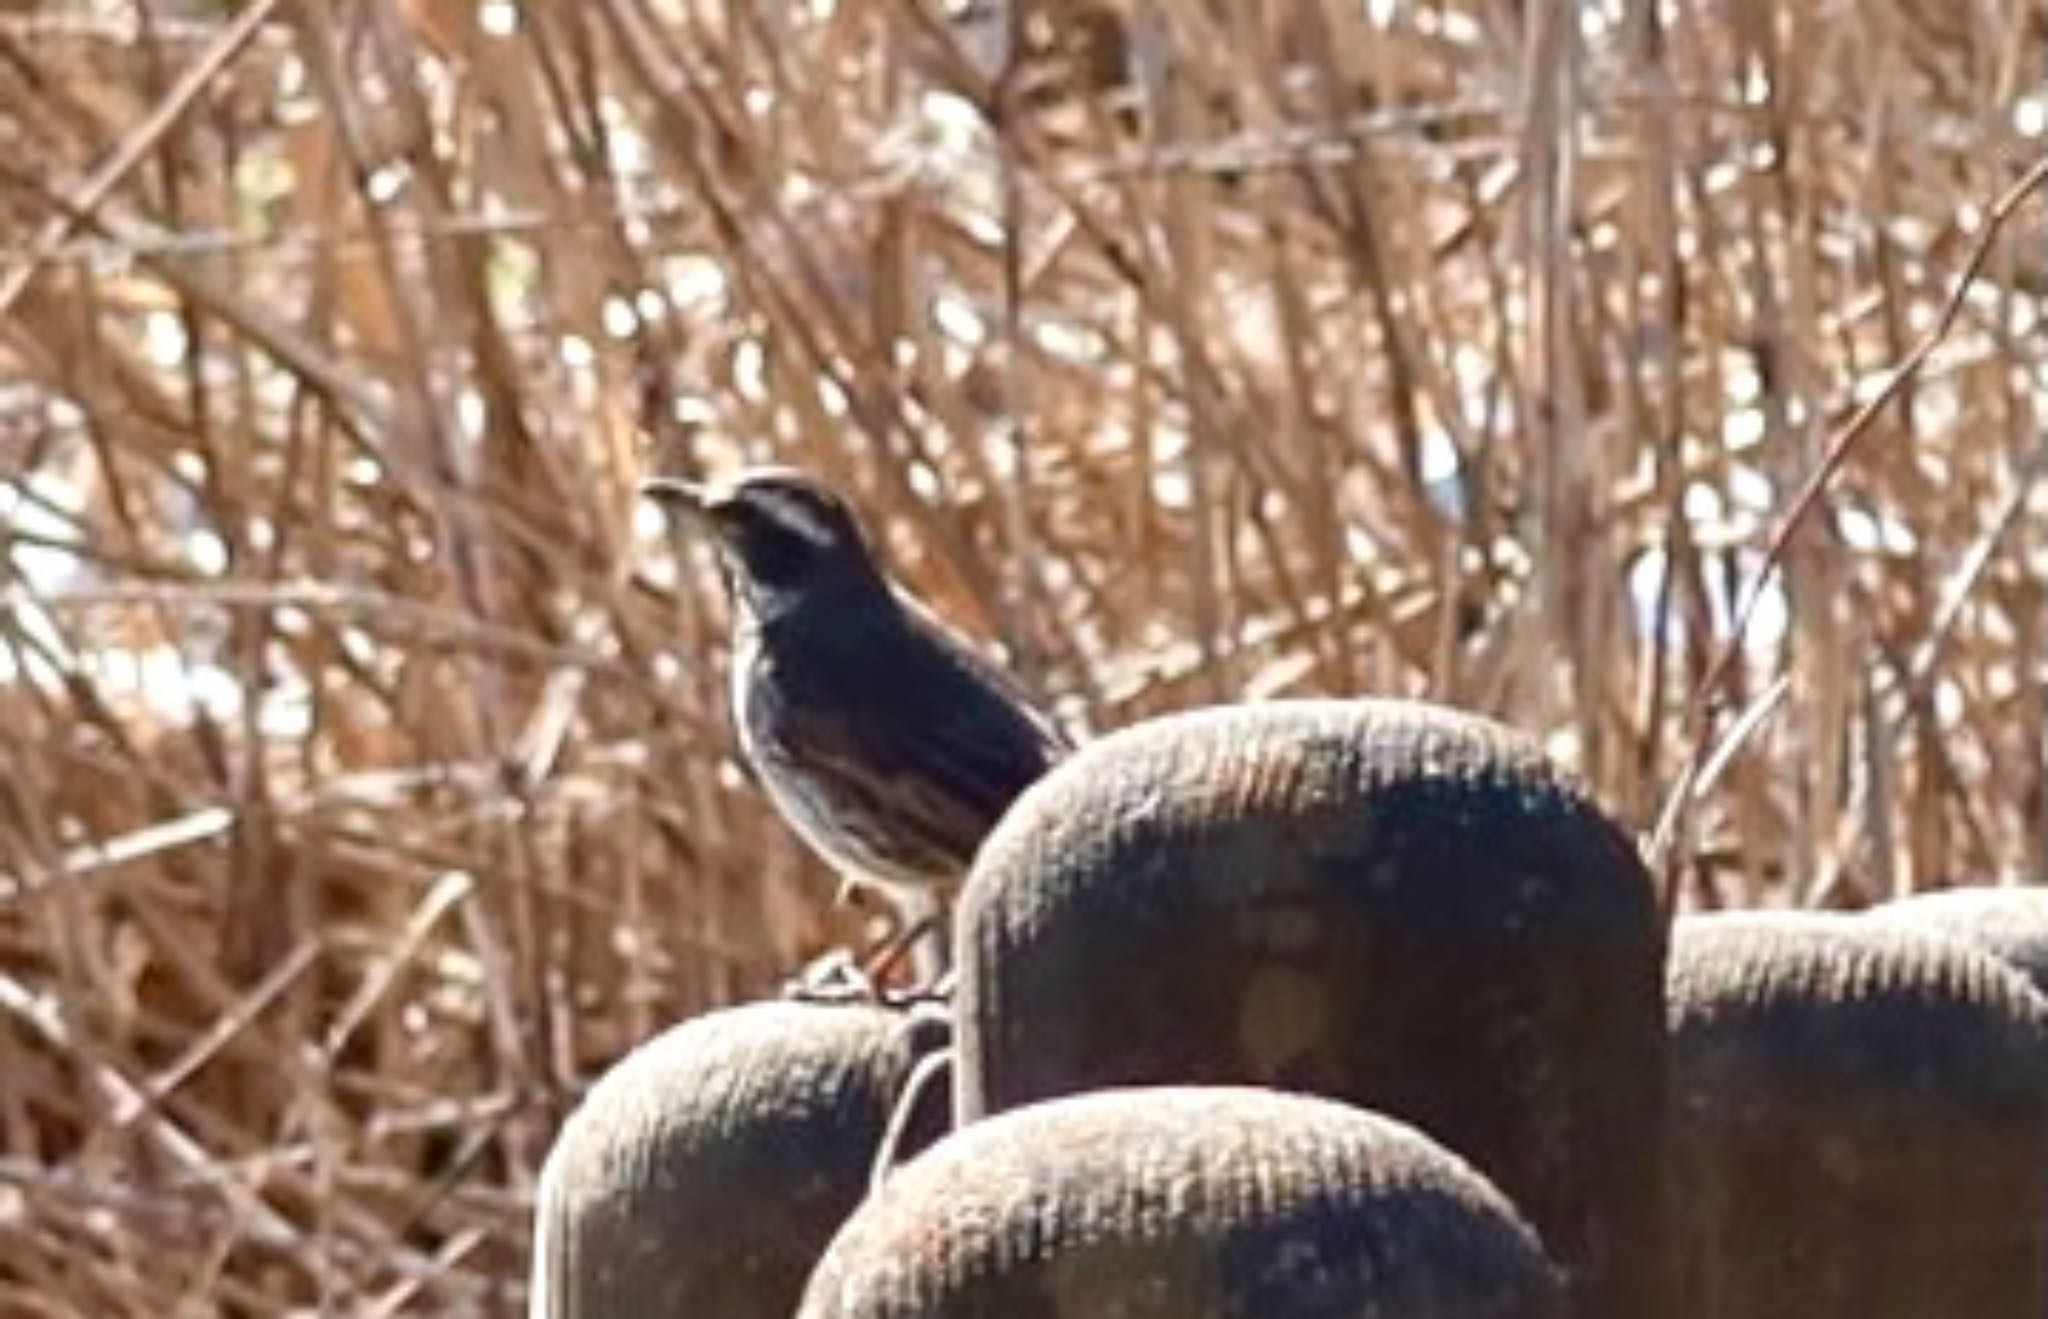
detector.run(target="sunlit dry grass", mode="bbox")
[2,0,2046,1310]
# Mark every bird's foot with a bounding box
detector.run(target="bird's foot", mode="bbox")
[780,943,953,1010]
[781,948,883,1004]
[896,966,954,1007]
[858,909,934,980]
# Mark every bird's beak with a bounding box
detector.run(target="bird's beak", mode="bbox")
[641,476,729,522]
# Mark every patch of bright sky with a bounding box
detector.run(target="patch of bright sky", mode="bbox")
[143,311,187,369]
[1420,428,1466,521]
[601,295,639,340]
[4,473,86,596]
[1031,317,1106,365]
[186,529,229,576]
[599,96,649,175]
[1151,464,1192,510]
[1414,5,1480,43]
[1836,504,1918,555]
[96,648,244,723]
[1342,524,1378,565]
[479,0,518,37]
[484,237,541,322]
[1725,465,1773,517]
[1681,480,1723,526]
[933,292,988,348]
[663,255,728,313]
[2018,96,2047,138]
[670,394,717,429]
[366,162,408,204]
[1448,344,1496,430]
[733,339,769,402]
[1544,726,1583,770]
[3,465,308,735]
[454,387,487,445]
[1721,406,1766,452]
[915,90,998,205]
[1578,0,1623,40]
[1935,677,1965,725]
[0,479,79,687]
[942,1,1008,80]
[1627,544,1788,654]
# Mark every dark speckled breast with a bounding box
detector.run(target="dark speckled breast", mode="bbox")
[731,590,1069,893]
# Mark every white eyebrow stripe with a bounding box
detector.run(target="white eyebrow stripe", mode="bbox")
[751,485,838,546]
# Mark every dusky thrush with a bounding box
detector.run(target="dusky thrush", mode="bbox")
[644,468,1070,914]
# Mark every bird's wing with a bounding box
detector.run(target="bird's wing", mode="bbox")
[894,590,1074,758]
[752,628,1067,881]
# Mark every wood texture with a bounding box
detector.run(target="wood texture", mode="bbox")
[532,1000,945,1318]
[801,1085,1562,1319]
[956,699,1667,1318]
[1668,912,2048,1319]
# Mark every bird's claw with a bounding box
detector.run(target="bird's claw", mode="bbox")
[780,946,954,1010]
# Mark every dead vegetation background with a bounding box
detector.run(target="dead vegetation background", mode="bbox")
[1,0,2045,1311]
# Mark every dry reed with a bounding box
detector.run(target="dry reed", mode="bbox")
[1,0,2045,1311]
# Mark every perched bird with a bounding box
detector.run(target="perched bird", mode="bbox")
[644,467,1071,916]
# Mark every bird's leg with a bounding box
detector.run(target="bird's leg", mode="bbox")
[860,910,937,986]
[872,886,954,999]
[837,881,909,976]
[787,884,952,1006]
